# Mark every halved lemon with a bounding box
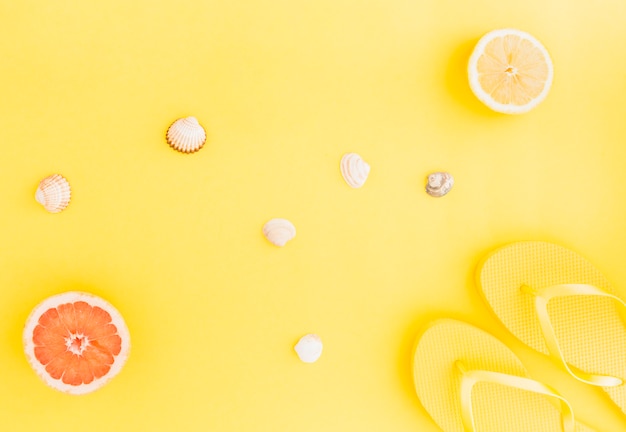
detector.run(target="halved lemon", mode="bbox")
[468,29,553,114]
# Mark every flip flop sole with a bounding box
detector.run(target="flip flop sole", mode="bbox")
[413,319,590,431]
[476,241,626,413]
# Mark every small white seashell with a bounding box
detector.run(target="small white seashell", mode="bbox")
[262,218,296,247]
[425,172,454,197]
[35,174,71,213]
[340,153,370,188]
[294,334,323,363]
[166,116,207,153]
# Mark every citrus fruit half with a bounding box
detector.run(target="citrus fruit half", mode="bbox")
[468,28,553,114]
[23,292,131,395]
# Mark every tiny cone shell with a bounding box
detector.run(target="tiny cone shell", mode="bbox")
[425,172,454,197]
[166,116,207,153]
[294,334,323,363]
[35,174,71,213]
[263,218,296,247]
[340,153,370,188]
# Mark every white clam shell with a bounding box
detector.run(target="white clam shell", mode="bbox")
[425,172,454,197]
[262,218,296,247]
[166,116,207,153]
[340,153,370,188]
[294,334,323,363]
[35,174,71,213]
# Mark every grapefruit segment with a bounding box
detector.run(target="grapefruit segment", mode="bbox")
[24,292,130,395]
[76,356,95,384]
[94,334,123,355]
[83,306,113,334]
[45,353,70,380]
[38,307,61,328]
[57,303,78,332]
[73,301,92,333]
[62,355,81,385]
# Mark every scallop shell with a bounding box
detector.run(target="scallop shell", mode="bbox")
[294,334,323,363]
[340,153,370,188]
[425,172,454,197]
[166,116,207,153]
[35,174,71,213]
[262,218,296,247]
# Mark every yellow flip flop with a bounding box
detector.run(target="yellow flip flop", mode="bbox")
[476,241,626,413]
[413,319,594,431]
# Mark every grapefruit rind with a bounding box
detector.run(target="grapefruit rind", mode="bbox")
[23,291,131,395]
[467,28,554,115]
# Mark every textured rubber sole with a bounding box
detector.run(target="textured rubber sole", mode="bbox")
[413,319,594,431]
[476,241,626,414]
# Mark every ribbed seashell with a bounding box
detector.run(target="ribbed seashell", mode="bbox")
[262,218,296,247]
[35,174,71,213]
[294,334,323,363]
[340,153,370,188]
[425,172,454,197]
[166,116,207,153]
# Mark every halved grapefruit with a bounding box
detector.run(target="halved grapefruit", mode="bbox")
[23,292,131,395]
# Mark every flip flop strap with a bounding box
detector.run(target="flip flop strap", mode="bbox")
[457,364,575,432]
[527,283,624,387]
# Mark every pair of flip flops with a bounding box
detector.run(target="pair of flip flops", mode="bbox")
[414,241,626,431]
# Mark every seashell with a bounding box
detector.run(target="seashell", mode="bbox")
[425,172,454,197]
[35,174,71,213]
[294,334,323,363]
[166,116,207,153]
[262,218,296,247]
[340,153,370,188]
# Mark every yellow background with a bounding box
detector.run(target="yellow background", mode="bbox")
[1,0,626,430]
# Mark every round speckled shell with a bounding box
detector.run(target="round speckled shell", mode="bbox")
[340,153,370,188]
[166,117,207,153]
[262,218,296,247]
[35,174,71,213]
[426,172,454,197]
